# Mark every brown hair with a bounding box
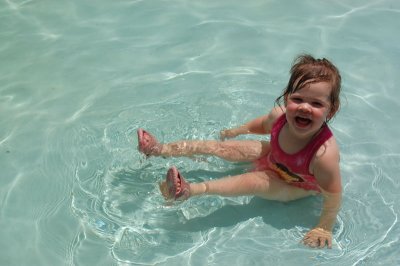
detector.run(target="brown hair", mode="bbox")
[275,54,342,122]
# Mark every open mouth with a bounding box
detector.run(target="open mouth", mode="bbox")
[295,116,312,127]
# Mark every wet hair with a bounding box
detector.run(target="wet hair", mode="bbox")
[275,54,341,122]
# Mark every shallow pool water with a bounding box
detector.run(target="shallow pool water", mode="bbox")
[1,0,400,265]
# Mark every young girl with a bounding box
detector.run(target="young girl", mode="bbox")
[137,54,342,249]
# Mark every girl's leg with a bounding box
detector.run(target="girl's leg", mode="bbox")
[138,128,269,162]
[162,166,316,202]
[161,139,270,162]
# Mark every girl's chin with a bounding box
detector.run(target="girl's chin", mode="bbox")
[294,123,312,131]
[293,125,313,135]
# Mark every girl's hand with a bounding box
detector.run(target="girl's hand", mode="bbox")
[220,128,240,140]
[302,227,332,248]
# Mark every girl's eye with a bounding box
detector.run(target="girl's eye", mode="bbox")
[291,97,302,103]
[312,102,323,107]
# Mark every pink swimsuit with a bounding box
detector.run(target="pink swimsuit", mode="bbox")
[254,114,333,192]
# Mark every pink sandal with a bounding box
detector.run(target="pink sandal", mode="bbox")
[137,128,161,156]
[159,166,190,201]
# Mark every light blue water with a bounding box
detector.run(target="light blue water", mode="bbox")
[1,0,400,265]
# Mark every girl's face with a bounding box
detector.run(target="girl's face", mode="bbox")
[285,81,332,139]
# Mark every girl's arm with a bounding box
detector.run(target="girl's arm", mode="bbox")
[303,190,341,248]
[220,106,284,140]
[303,139,342,248]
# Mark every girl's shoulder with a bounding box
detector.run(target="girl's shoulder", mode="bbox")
[269,106,285,120]
[263,106,285,132]
[312,136,340,172]
[317,135,339,154]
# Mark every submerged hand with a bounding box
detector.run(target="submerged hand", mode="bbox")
[302,228,332,248]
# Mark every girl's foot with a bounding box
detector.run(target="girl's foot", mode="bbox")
[137,128,162,156]
[159,166,190,201]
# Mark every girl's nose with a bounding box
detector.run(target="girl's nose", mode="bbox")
[299,103,311,112]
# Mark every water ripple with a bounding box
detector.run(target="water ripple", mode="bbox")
[2,0,397,264]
